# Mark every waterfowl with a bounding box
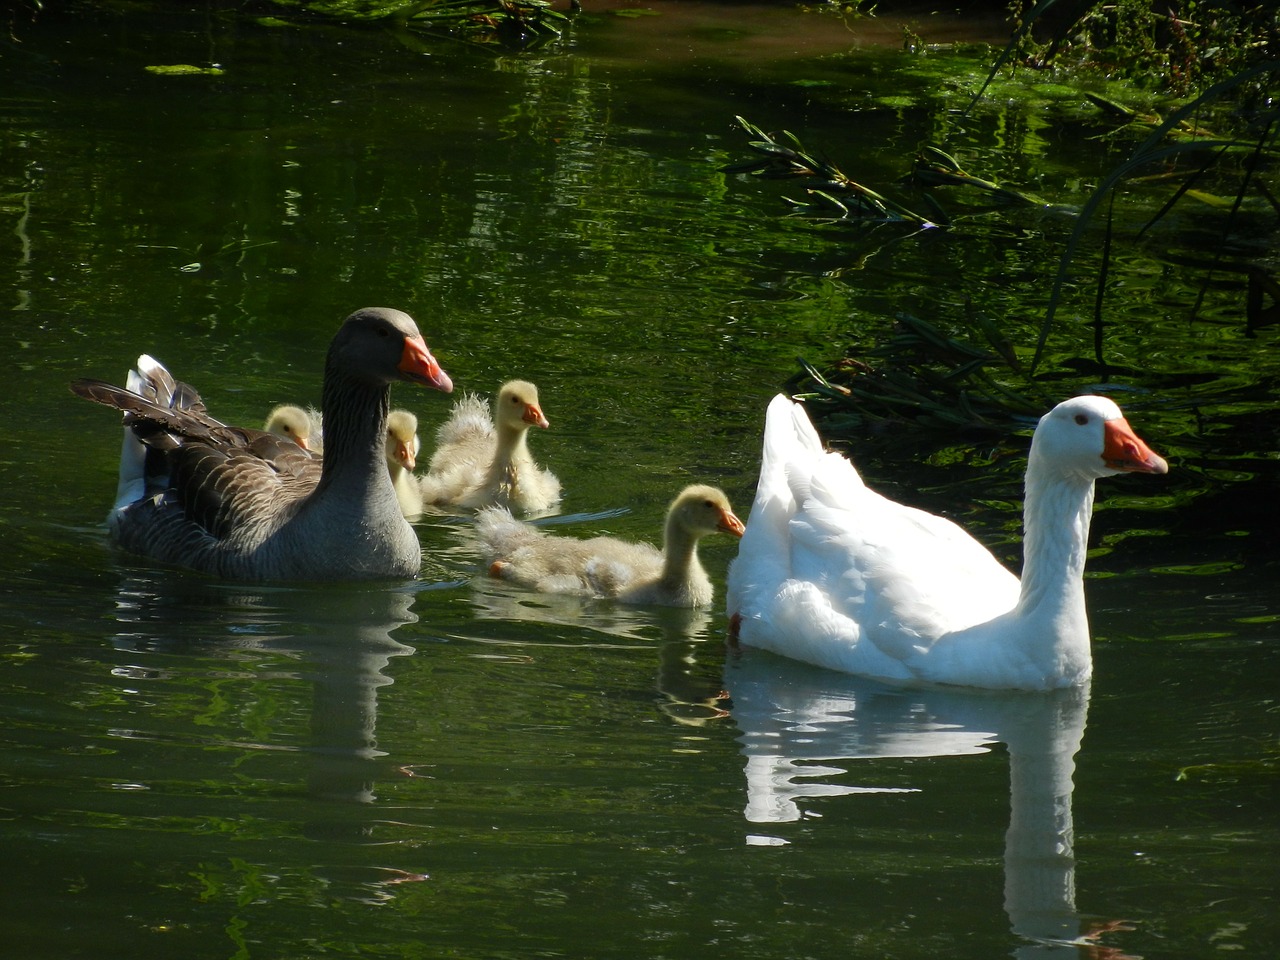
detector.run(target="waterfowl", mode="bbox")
[265,403,421,517]
[70,307,454,581]
[385,408,424,518]
[263,404,319,452]
[477,484,746,608]
[725,394,1168,690]
[418,379,561,514]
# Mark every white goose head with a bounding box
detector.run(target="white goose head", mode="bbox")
[1030,395,1168,481]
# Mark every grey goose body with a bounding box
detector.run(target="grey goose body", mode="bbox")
[72,307,453,581]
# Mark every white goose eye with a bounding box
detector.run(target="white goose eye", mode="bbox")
[1074,414,1089,426]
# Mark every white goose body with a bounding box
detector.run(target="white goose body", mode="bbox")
[726,394,1167,690]
[72,308,453,582]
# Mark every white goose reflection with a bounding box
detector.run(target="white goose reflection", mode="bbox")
[724,646,1129,957]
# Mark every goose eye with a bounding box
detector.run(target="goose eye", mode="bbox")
[1074,414,1088,425]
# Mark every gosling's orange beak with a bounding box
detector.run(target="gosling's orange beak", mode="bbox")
[399,335,453,393]
[295,436,312,452]
[1102,418,1168,474]
[396,439,416,472]
[523,403,550,429]
[719,509,746,538]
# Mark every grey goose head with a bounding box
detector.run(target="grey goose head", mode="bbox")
[328,307,454,394]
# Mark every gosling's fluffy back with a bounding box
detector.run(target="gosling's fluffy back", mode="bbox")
[420,380,560,513]
[475,484,743,608]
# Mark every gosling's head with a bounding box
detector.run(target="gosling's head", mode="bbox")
[385,408,421,472]
[495,380,550,431]
[668,484,746,539]
[264,404,316,451]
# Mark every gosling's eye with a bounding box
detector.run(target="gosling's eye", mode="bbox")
[1074,414,1089,425]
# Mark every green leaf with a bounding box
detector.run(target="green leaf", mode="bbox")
[145,64,226,76]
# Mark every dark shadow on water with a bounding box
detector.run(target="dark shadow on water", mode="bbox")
[107,572,422,809]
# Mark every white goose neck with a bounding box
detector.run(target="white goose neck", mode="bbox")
[1015,451,1097,627]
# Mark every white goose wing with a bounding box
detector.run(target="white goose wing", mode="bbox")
[789,446,1020,663]
[730,395,1019,679]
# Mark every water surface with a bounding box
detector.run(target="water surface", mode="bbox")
[2,4,1276,958]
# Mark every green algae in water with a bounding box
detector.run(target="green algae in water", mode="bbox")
[145,64,226,76]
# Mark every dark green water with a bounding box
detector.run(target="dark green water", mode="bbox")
[2,4,1276,958]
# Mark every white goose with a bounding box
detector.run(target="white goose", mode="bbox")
[725,394,1168,690]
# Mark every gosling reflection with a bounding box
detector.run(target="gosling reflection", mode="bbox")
[725,647,1129,957]
[470,576,730,725]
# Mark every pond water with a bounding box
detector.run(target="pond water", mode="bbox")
[2,3,1276,959]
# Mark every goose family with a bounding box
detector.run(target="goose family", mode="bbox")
[75,322,1169,651]
[71,307,453,581]
[476,484,745,608]
[419,379,562,514]
[264,403,423,518]
[725,394,1168,690]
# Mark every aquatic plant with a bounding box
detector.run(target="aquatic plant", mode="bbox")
[723,116,1053,231]
[727,3,1278,438]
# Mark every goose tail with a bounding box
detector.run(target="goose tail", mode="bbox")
[70,355,217,518]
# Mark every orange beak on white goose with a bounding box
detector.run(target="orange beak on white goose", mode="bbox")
[1102,418,1168,474]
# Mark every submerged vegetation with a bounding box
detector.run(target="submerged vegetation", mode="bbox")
[1003,0,1278,97]
[721,1,1278,438]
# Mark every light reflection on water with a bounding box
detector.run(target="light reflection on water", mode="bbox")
[726,648,1097,955]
